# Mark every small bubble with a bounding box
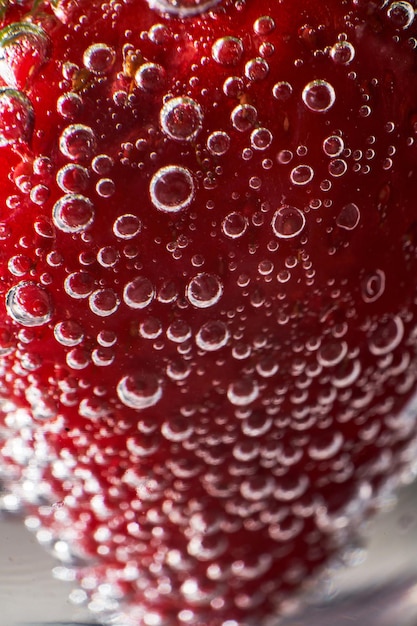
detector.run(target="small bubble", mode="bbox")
[251,127,272,150]
[212,36,243,66]
[147,0,221,16]
[361,269,386,303]
[196,320,229,351]
[113,213,142,239]
[56,92,83,120]
[53,194,94,233]
[8,254,31,276]
[59,124,96,162]
[167,319,191,343]
[207,131,230,156]
[227,378,259,406]
[253,15,275,35]
[231,104,257,132]
[302,80,336,113]
[117,372,162,409]
[323,135,344,157]
[245,57,269,81]
[64,271,94,299]
[89,288,120,317]
[272,206,306,239]
[57,164,89,193]
[6,281,53,327]
[328,159,347,177]
[330,41,355,64]
[83,43,115,74]
[123,276,154,309]
[135,62,166,91]
[221,212,248,238]
[54,320,84,346]
[186,273,223,308]
[223,75,244,98]
[317,341,348,367]
[97,246,118,267]
[290,164,314,185]
[160,96,203,142]
[336,202,360,230]
[139,317,162,339]
[0,88,34,146]
[150,165,195,213]
[272,81,293,101]
[368,315,404,355]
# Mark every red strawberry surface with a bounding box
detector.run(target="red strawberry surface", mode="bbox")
[1,0,417,624]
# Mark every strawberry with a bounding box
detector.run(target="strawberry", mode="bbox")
[1,0,417,624]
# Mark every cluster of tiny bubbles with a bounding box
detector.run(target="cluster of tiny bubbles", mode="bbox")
[206,130,231,156]
[160,97,203,142]
[195,319,230,351]
[186,273,223,308]
[302,80,336,113]
[135,62,166,92]
[117,372,162,409]
[89,288,120,317]
[221,211,248,238]
[231,104,258,132]
[336,202,360,230]
[123,276,155,309]
[150,165,195,213]
[83,43,115,74]
[0,22,51,89]
[59,124,96,162]
[271,206,306,239]
[387,1,415,29]
[330,39,355,65]
[52,194,95,233]
[212,36,244,66]
[53,320,84,346]
[147,0,222,16]
[0,88,34,145]
[6,281,53,327]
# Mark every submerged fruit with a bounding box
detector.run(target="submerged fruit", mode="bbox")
[0,1,417,624]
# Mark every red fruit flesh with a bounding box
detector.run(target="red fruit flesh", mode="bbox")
[1,1,417,624]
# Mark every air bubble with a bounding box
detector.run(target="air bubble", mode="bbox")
[328,159,347,177]
[6,281,53,327]
[57,164,89,193]
[54,320,84,346]
[227,378,259,406]
[147,0,221,16]
[207,131,230,156]
[369,315,404,355]
[272,81,293,101]
[123,277,154,309]
[0,88,34,146]
[150,165,195,213]
[89,289,119,317]
[250,127,272,150]
[302,80,336,113]
[254,15,276,35]
[290,165,314,185]
[222,212,248,238]
[113,213,142,239]
[59,124,96,162]
[53,194,94,233]
[83,43,115,74]
[0,22,51,89]
[97,246,118,267]
[186,273,223,308]
[330,41,355,64]
[336,202,360,230]
[323,135,344,157]
[387,1,415,29]
[196,320,229,351]
[117,372,162,409]
[64,271,94,299]
[361,269,386,303]
[160,97,203,142]
[231,104,257,132]
[57,92,83,120]
[135,62,166,91]
[212,36,243,66]
[245,57,269,81]
[272,206,306,239]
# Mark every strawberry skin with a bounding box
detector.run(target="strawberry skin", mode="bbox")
[1,0,417,624]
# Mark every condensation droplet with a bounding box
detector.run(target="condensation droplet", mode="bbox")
[123,277,154,309]
[6,281,52,327]
[160,96,203,142]
[187,273,223,308]
[272,206,306,239]
[302,80,336,113]
[336,202,360,230]
[117,372,162,409]
[150,165,194,213]
[53,194,94,233]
